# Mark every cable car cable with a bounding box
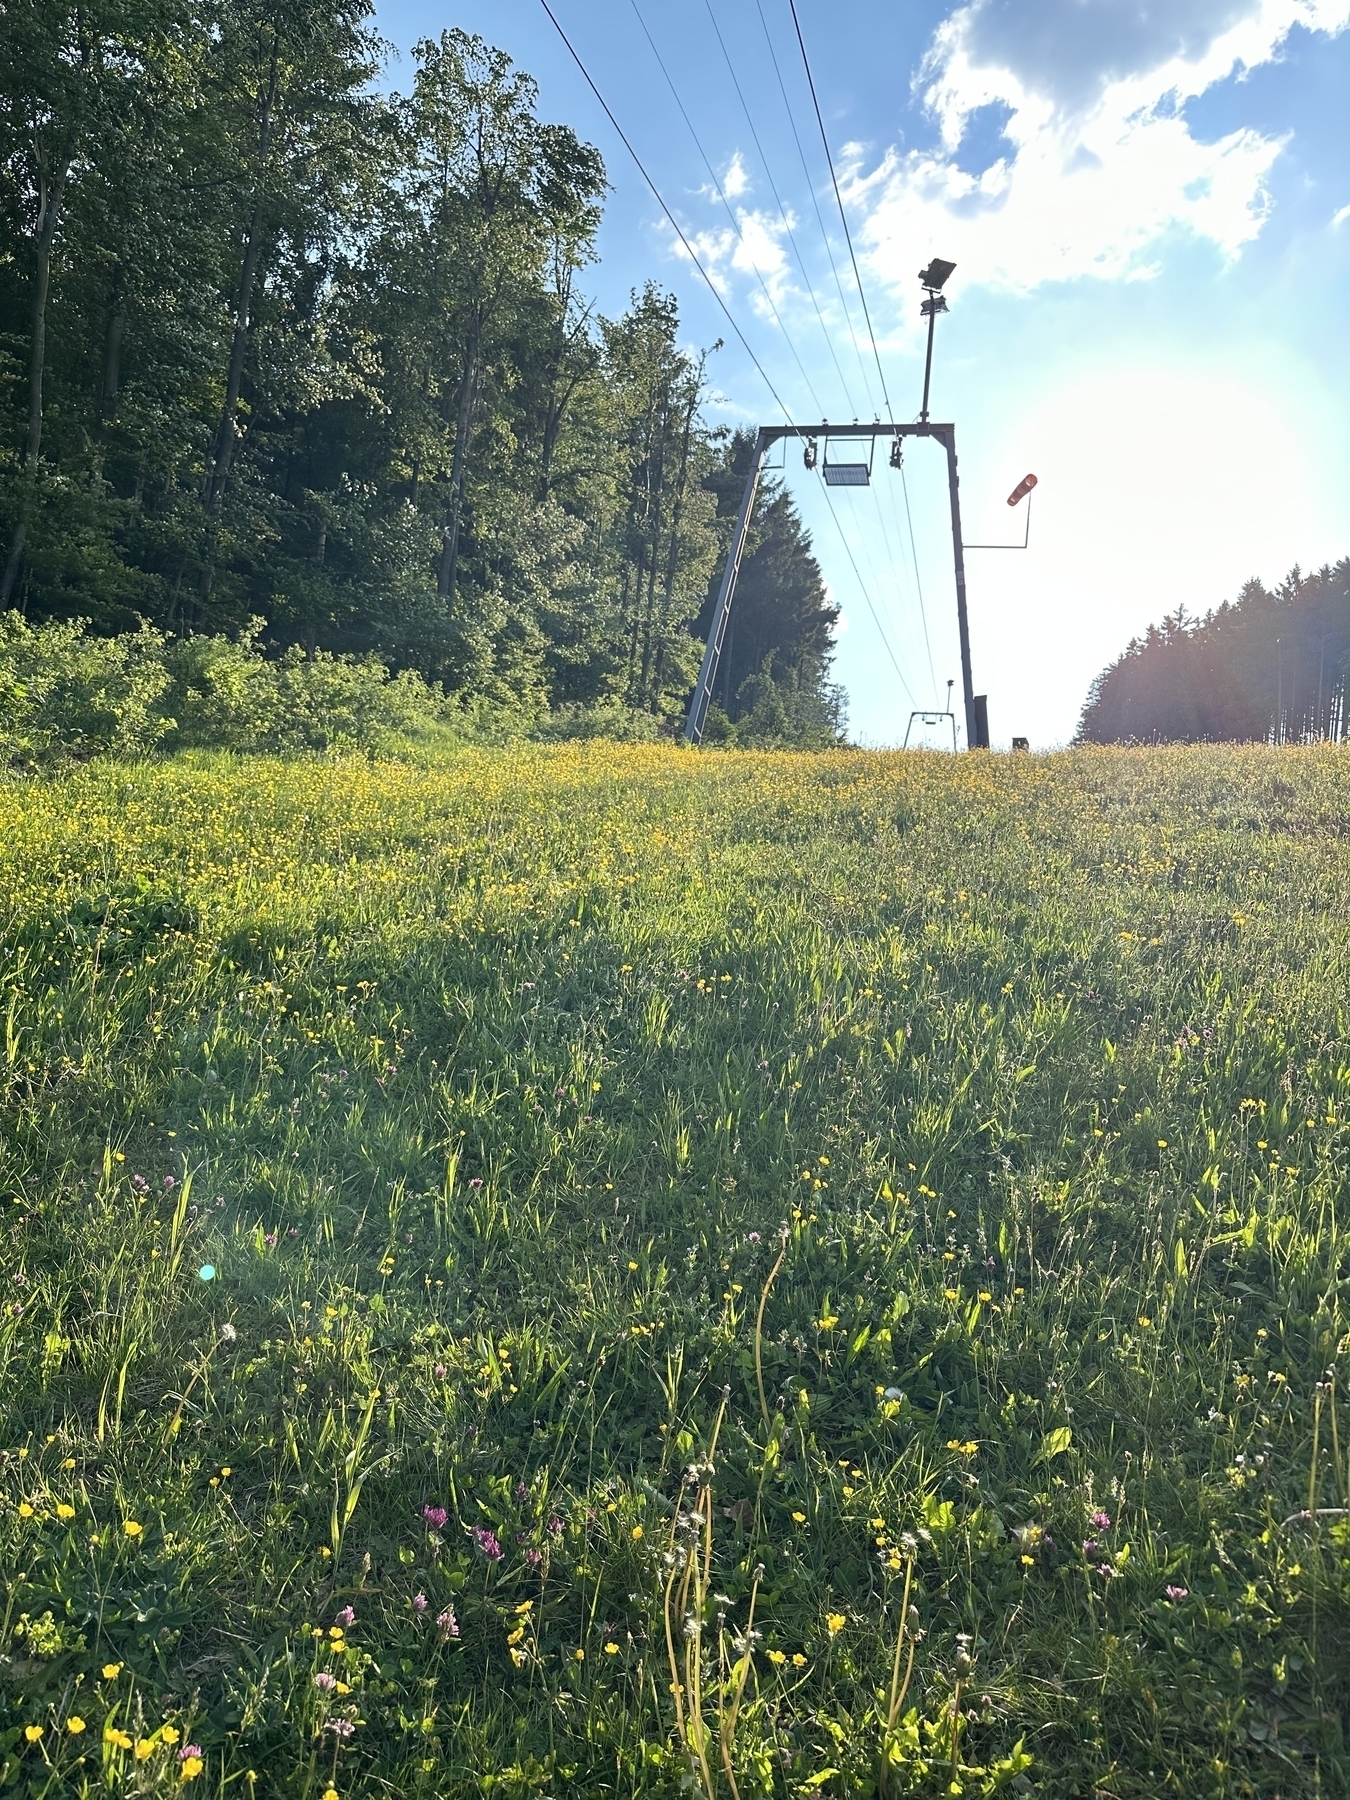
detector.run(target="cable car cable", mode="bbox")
[781,1,941,703]
[701,0,859,418]
[758,0,941,706]
[627,0,829,421]
[898,462,938,702]
[811,470,915,706]
[626,0,901,685]
[699,0,911,670]
[786,0,894,418]
[539,0,796,428]
[752,0,878,414]
[538,0,913,713]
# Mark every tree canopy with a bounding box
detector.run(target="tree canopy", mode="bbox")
[1078,561,1350,745]
[0,3,840,737]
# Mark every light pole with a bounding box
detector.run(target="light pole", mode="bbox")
[918,259,955,424]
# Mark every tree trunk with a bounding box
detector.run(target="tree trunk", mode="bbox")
[307,517,327,658]
[1,142,72,607]
[197,48,279,607]
[96,269,126,432]
[438,321,481,605]
[638,404,670,706]
[204,196,267,521]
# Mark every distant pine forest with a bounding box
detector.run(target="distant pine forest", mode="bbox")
[1079,560,1350,746]
[0,5,841,744]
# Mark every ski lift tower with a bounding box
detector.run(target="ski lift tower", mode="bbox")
[683,407,984,747]
[685,258,1032,750]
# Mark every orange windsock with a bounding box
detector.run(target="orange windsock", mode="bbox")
[1007,473,1038,506]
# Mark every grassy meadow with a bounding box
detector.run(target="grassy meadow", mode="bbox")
[1,743,1349,1799]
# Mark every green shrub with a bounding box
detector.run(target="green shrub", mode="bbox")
[0,614,172,763]
[0,617,451,763]
[160,625,443,754]
[532,698,664,742]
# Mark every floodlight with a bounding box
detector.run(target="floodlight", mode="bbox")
[919,258,956,291]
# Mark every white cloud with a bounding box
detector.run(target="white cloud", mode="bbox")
[1333,202,1350,227]
[681,208,792,311]
[722,151,751,201]
[854,0,1350,301]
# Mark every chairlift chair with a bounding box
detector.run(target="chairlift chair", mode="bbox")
[821,434,875,487]
[903,710,959,753]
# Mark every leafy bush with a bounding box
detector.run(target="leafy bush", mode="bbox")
[2,617,825,763]
[532,699,665,742]
[159,625,443,754]
[0,617,449,764]
[0,614,172,763]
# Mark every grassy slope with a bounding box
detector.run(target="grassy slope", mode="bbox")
[1,744,1348,1799]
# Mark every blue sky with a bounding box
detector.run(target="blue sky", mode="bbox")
[375,0,1350,746]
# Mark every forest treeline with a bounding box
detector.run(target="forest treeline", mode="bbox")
[1078,560,1350,745]
[0,1,840,743]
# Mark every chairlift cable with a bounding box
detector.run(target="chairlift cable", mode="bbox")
[752,0,878,415]
[539,0,907,708]
[882,498,932,696]
[702,0,859,418]
[627,0,829,421]
[539,0,796,428]
[814,470,917,709]
[898,461,939,703]
[702,0,920,687]
[786,0,895,419]
[628,0,900,684]
[761,0,940,711]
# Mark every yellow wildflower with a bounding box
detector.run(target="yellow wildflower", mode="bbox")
[67,1716,86,1735]
[826,1613,845,1636]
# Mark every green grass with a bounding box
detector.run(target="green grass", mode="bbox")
[1,743,1348,1798]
